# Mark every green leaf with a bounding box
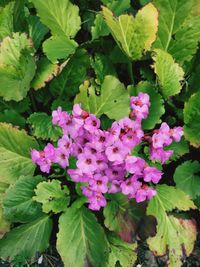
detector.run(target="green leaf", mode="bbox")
[152,49,184,98]
[13,0,27,32]
[27,112,62,141]
[0,33,36,101]
[0,182,10,238]
[91,53,116,84]
[174,161,200,199]
[57,205,109,267]
[50,49,90,97]
[130,81,165,129]
[74,75,130,120]
[147,185,197,267]
[31,57,59,90]
[153,0,200,66]
[33,180,70,214]
[43,35,78,63]
[106,234,137,267]
[91,0,131,40]
[0,109,26,128]
[32,0,81,38]
[0,215,52,261]
[165,139,189,161]
[0,1,14,40]
[27,15,49,50]
[184,91,200,147]
[3,175,44,223]
[102,3,158,60]
[0,123,38,185]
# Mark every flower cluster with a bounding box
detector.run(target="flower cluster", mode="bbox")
[31,93,183,210]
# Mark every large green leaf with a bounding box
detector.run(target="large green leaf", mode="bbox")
[153,0,200,66]
[32,0,81,38]
[33,180,70,214]
[0,123,38,185]
[152,49,184,98]
[0,33,36,101]
[102,3,158,60]
[174,161,200,199]
[0,215,52,261]
[31,57,60,90]
[106,234,137,267]
[75,75,130,120]
[43,35,78,63]
[129,81,165,129]
[3,175,44,223]
[57,205,109,267]
[50,49,90,97]
[0,1,14,40]
[147,185,197,267]
[27,15,49,50]
[0,182,10,238]
[27,112,62,141]
[165,139,189,162]
[184,91,200,147]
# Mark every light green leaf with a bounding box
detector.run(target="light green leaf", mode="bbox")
[33,180,70,214]
[50,49,90,97]
[174,161,200,199]
[153,0,200,66]
[165,139,189,161]
[27,112,62,141]
[91,0,131,40]
[0,33,36,101]
[43,35,78,63]
[31,57,59,90]
[0,215,52,261]
[130,81,165,129]
[152,49,184,98]
[57,205,109,267]
[91,53,116,84]
[102,3,158,60]
[106,234,137,267]
[27,15,49,50]
[3,175,44,223]
[75,75,130,120]
[32,0,81,38]
[184,91,200,147]
[147,185,197,267]
[0,182,10,238]
[0,1,14,40]
[0,123,38,185]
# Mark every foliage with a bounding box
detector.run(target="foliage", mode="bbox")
[0,0,199,267]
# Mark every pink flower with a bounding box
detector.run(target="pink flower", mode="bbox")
[105,141,128,162]
[125,156,145,175]
[108,180,121,193]
[54,148,69,168]
[89,174,108,193]
[58,135,72,155]
[150,147,173,164]
[88,192,107,211]
[76,153,97,174]
[143,166,162,184]
[84,114,100,132]
[135,185,156,202]
[171,126,183,142]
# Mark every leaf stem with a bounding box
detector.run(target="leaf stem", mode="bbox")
[128,61,134,85]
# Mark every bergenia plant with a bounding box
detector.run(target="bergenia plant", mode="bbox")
[0,0,199,267]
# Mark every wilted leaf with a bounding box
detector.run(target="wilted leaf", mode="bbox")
[3,175,44,223]
[75,75,130,120]
[152,49,184,97]
[147,185,197,267]
[0,33,36,101]
[102,3,158,60]
[0,215,52,261]
[32,0,81,38]
[27,112,62,141]
[174,161,200,199]
[184,91,200,147]
[57,205,109,267]
[33,180,70,214]
[31,57,60,90]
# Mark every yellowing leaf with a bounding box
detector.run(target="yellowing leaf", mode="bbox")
[102,3,158,60]
[152,49,184,97]
[147,185,197,267]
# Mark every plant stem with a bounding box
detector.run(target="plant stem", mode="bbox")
[128,61,134,85]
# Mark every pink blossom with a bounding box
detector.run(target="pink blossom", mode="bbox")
[89,174,108,193]
[76,153,97,174]
[84,114,100,132]
[125,156,145,175]
[143,166,162,184]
